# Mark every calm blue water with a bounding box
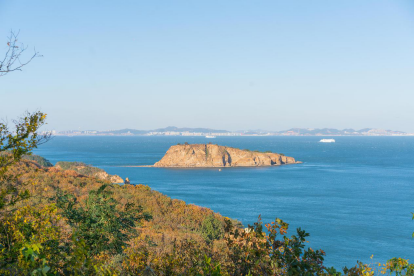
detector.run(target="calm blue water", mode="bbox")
[34,136,414,269]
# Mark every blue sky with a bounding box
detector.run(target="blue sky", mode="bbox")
[1,0,414,132]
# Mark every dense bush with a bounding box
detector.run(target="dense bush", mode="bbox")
[201,214,224,244]
[55,184,152,256]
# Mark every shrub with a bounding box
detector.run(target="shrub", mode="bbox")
[201,215,224,244]
[55,184,152,256]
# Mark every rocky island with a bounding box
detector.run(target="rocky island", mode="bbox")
[154,144,300,167]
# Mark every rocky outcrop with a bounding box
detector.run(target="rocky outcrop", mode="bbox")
[154,144,300,167]
[94,171,124,183]
[55,162,124,183]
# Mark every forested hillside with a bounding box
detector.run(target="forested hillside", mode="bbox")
[1,157,412,275]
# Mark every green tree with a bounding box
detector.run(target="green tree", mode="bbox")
[0,31,46,211]
[55,184,152,256]
[0,111,50,210]
[201,215,224,244]
[0,32,58,275]
[223,217,328,275]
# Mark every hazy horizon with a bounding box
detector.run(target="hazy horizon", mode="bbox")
[1,1,414,132]
[51,125,410,133]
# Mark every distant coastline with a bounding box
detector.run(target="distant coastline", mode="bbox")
[44,126,414,137]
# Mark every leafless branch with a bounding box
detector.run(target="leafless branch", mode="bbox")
[0,30,41,77]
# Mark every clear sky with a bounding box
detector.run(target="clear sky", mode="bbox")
[1,0,414,132]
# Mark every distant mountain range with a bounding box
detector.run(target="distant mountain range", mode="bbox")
[273,128,408,136]
[153,126,230,133]
[54,127,412,136]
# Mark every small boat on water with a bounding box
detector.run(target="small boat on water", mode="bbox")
[205,135,216,138]
[319,139,335,143]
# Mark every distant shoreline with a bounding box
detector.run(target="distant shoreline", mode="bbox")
[52,134,414,137]
[43,127,413,137]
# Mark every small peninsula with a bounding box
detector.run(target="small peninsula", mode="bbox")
[54,161,124,183]
[154,144,300,167]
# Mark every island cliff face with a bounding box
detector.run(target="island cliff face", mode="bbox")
[154,144,299,167]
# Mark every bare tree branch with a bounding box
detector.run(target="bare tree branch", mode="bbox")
[0,30,41,77]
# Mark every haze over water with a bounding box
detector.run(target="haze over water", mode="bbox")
[34,136,414,269]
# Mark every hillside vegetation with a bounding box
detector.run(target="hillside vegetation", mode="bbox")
[22,154,53,167]
[54,161,124,183]
[1,157,412,275]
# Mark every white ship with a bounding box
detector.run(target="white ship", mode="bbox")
[205,135,216,138]
[319,139,335,143]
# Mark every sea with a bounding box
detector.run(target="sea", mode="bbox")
[33,136,414,269]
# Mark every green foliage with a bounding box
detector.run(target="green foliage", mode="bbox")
[200,255,222,276]
[386,257,414,275]
[0,204,62,275]
[55,184,152,256]
[20,243,52,276]
[201,215,224,244]
[0,112,49,172]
